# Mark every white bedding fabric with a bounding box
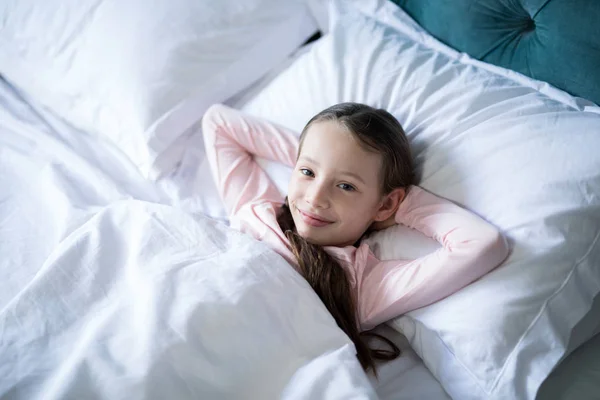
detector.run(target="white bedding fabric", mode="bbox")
[0,79,381,399]
[0,0,317,180]
[537,332,600,400]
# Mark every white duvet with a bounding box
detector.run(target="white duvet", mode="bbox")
[1,201,374,399]
[0,81,376,399]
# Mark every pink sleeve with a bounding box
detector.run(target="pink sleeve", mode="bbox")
[359,186,510,330]
[202,104,299,217]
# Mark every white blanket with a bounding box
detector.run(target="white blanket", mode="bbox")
[0,80,377,399]
[1,201,375,399]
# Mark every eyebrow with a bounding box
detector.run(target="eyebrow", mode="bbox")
[299,156,367,185]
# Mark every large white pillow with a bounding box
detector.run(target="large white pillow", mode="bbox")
[0,0,317,179]
[235,2,600,399]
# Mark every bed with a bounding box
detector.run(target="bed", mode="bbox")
[1,0,599,399]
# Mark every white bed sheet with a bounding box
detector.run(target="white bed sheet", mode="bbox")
[537,331,600,400]
[367,326,450,399]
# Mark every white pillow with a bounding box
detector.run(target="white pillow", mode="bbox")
[236,2,600,399]
[0,0,317,179]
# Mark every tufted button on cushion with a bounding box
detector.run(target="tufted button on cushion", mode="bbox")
[394,0,600,105]
[523,18,535,32]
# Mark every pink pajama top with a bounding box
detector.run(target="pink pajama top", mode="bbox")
[202,104,509,331]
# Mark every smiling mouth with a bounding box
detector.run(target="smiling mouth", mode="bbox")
[297,208,334,228]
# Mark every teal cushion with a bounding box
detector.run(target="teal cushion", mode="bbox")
[393,0,600,105]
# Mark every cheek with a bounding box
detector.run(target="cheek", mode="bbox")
[345,196,381,219]
[287,175,306,204]
[287,175,299,198]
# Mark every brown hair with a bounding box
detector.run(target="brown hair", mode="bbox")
[277,103,414,376]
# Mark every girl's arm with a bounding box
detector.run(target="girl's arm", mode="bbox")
[202,104,299,217]
[359,186,510,330]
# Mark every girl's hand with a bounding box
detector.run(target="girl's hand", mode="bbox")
[370,214,398,231]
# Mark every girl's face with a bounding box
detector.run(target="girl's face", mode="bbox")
[288,120,394,247]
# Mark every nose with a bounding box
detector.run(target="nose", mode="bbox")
[305,180,330,209]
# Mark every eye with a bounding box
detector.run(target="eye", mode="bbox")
[300,168,314,177]
[338,183,356,192]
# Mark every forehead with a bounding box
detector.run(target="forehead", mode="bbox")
[299,120,382,180]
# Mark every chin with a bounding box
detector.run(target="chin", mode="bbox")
[294,224,318,240]
[300,234,330,246]
[296,227,346,247]
[293,224,327,245]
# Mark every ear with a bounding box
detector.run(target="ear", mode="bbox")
[373,187,406,222]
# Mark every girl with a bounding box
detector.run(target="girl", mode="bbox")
[202,102,509,375]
